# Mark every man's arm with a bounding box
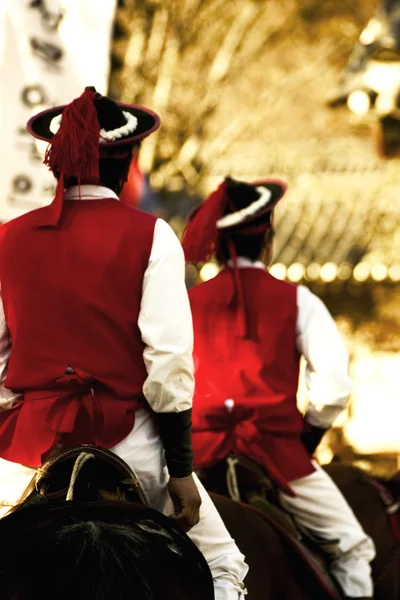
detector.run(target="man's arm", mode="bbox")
[296,285,352,453]
[138,218,200,530]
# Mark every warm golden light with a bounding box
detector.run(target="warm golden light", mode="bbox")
[359,18,381,45]
[346,352,400,454]
[370,264,388,281]
[337,263,352,280]
[388,264,400,282]
[305,263,320,281]
[320,262,337,282]
[286,263,304,282]
[199,262,220,282]
[375,93,395,116]
[364,61,400,94]
[353,262,370,282]
[269,263,286,280]
[316,446,334,465]
[347,90,370,116]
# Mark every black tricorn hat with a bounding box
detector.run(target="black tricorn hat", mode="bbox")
[26,87,161,228]
[27,86,160,146]
[182,175,287,262]
[216,176,286,231]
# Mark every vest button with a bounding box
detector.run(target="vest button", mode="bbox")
[225,399,235,413]
[65,366,75,375]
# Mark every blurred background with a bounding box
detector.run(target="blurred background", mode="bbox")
[1,0,399,475]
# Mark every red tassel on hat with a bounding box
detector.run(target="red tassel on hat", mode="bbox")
[182,180,255,339]
[226,238,249,338]
[37,88,101,228]
[225,220,273,339]
[182,181,229,262]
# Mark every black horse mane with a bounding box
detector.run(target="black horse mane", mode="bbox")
[0,501,214,600]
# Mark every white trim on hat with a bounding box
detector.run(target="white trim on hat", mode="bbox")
[48,110,138,143]
[100,111,138,142]
[216,186,272,229]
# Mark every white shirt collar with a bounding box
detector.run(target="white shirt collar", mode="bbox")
[227,257,266,270]
[64,185,119,201]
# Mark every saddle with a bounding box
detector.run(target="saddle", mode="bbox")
[8,445,148,515]
[198,454,343,600]
[225,454,301,537]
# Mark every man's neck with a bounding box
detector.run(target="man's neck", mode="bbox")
[63,185,119,200]
[226,257,266,270]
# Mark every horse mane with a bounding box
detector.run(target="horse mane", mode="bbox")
[0,501,214,600]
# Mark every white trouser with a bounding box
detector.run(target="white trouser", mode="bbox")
[279,461,375,598]
[0,409,248,600]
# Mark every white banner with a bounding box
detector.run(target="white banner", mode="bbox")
[0,0,117,222]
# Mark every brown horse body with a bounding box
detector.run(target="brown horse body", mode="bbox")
[2,446,398,599]
[326,464,400,600]
[210,463,400,600]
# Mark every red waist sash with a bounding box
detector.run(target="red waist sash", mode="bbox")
[192,395,314,495]
[0,368,143,467]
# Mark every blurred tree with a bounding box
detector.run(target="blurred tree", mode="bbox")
[109,1,400,350]
[110,0,379,193]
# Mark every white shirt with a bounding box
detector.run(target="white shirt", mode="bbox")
[230,257,352,429]
[0,186,194,415]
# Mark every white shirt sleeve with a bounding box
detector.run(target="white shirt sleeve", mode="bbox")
[0,290,21,411]
[138,218,194,413]
[296,285,352,429]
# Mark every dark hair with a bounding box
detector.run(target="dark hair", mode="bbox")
[217,227,275,263]
[60,142,140,195]
[0,504,214,600]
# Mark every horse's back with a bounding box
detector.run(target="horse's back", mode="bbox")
[211,492,318,600]
[212,463,400,600]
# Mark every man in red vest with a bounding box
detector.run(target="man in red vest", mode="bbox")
[182,177,375,600]
[0,89,247,599]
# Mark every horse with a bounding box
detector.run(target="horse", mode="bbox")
[204,461,400,600]
[326,463,400,600]
[0,446,214,600]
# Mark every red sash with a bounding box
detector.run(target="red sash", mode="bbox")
[192,395,315,495]
[0,368,142,467]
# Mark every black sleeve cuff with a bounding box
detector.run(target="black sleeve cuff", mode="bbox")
[300,424,328,455]
[155,409,194,478]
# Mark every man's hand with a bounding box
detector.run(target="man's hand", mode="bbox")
[168,474,202,532]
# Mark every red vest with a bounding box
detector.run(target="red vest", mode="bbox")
[0,199,156,466]
[189,268,314,493]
